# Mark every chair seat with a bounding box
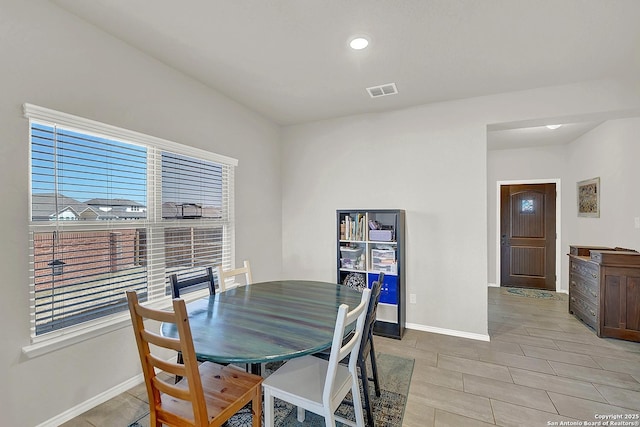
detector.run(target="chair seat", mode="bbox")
[161,362,263,424]
[262,355,352,407]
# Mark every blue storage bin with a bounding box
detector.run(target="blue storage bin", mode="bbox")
[368,273,397,304]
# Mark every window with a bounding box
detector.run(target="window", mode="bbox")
[25,104,237,339]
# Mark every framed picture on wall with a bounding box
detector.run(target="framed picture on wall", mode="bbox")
[577,177,600,218]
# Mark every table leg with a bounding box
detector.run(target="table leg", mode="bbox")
[250,362,262,376]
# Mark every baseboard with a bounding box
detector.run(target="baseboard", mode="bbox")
[406,322,490,342]
[488,282,499,288]
[36,373,144,427]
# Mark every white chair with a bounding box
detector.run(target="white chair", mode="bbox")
[219,260,252,289]
[262,288,371,427]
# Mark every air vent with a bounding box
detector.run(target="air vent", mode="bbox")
[366,82,398,98]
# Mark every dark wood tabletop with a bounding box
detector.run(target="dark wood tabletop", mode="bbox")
[161,280,362,372]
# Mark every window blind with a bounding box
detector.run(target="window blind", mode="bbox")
[26,104,236,338]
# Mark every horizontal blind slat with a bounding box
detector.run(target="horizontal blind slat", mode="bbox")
[28,110,234,337]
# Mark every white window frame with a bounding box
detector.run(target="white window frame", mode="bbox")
[22,103,237,358]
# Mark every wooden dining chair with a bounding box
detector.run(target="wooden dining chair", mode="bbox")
[219,260,252,289]
[126,291,263,427]
[169,267,218,298]
[262,288,371,427]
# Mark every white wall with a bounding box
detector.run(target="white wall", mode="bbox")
[565,118,640,251]
[0,2,281,426]
[486,117,640,290]
[281,82,640,342]
[282,109,489,337]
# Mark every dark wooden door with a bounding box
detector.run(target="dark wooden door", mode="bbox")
[500,183,556,290]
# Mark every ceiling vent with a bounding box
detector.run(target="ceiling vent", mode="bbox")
[366,82,398,98]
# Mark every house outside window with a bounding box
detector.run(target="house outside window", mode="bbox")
[26,104,237,339]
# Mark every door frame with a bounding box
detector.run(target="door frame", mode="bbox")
[495,178,562,291]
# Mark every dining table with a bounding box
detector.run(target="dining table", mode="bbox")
[160,280,363,375]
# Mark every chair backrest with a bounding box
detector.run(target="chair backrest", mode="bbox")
[323,287,371,404]
[363,272,384,350]
[126,291,208,425]
[219,260,252,289]
[169,266,217,298]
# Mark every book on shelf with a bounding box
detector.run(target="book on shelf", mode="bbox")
[343,213,366,241]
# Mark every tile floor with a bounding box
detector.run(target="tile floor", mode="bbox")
[63,287,640,426]
[392,287,640,427]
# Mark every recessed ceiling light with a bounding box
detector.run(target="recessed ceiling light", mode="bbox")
[546,124,562,130]
[349,37,369,50]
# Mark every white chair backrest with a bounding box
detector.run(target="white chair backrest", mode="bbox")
[220,260,252,289]
[323,287,371,404]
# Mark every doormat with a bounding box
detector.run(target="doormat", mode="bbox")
[128,353,414,427]
[503,287,565,301]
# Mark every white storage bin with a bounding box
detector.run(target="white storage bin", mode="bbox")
[369,229,393,241]
[371,249,395,260]
[372,262,397,274]
[340,246,363,259]
[341,258,356,269]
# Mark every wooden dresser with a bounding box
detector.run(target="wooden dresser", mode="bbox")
[568,245,640,342]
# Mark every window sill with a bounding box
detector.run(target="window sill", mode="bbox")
[21,293,195,359]
[22,314,133,359]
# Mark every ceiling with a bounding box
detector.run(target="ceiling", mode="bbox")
[51,0,640,147]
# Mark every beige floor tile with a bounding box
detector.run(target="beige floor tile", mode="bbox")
[491,399,576,427]
[411,362,464,391]
[549,361,640,391]
[520,344,600,368]
[398,328,421,346]
[500,315,570,333]
[408,381,495,424]
[524,327,600,345]
[402,398,435,427]
[476,349,555,374]
[548,391,636,421]
[375,338,438,365]
[488,322,530,337]
[437,354,512,383]
[554,339,640,362]
[491,332,559,350]
[374,334,416,350]
[592,355,640,377]
[434,409,497,427]
[463,373,556,413]
[59,419,94,427]
[597,336,640,353]
[509,367,606,402]
[558,320,598,335]
[61,393,147,427]
[126,381,149,403]
[474,339,525,356]
[594,384,640,411]
[415,333,480,360]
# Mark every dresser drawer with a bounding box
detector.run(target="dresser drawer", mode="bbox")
[569,294,598,331]
[569,273,598,305]
[570,259,599,286]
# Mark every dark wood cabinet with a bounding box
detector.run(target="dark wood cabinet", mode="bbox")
[568,245,640,342]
